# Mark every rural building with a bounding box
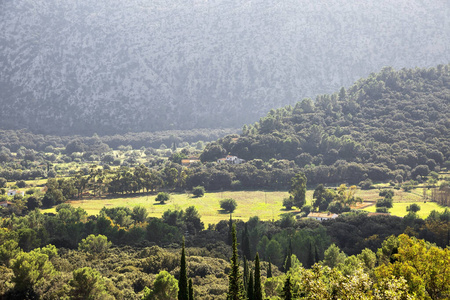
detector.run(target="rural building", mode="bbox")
[307,212,339,221]
[7,190,24,197]
[0,201,12,207]
[217,155,245,164]
[181,157,200,166]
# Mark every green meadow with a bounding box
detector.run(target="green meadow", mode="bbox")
[44,187,447,223]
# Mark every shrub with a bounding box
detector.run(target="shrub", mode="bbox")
[220,198,237,213]
[376,207,389,213]
[376,196,393,208]
[283,197,294,210]
[192,186,205,198]
[406,203,421,213]
[155,192,170,204]
[301,204,312,215]
[359,179,373,190]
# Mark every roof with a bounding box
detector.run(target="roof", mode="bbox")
[367,212,390,217]
[307,212,338,219]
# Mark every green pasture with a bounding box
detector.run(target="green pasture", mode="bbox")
[363,201,446,218]
[48,190,311,225]
[44,186,448,224]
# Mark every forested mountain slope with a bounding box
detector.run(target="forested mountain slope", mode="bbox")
[1,0,449,135]
[209,65,450,183]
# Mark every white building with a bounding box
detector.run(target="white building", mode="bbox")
[217,155,245,164]
[307,212,339,221]
[7,190,24,197]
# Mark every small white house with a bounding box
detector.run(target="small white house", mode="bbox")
[7,190,24,197]
[217,155,245,164]
[307,212,338,221]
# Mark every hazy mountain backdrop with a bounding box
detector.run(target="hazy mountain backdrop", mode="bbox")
[1,0,449,135]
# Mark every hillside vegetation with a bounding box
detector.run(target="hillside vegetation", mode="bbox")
[1,0,449,134]
[205,65,450,184]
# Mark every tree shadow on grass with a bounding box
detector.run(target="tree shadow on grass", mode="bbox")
[153,202,167,205]
[217,209,233,214]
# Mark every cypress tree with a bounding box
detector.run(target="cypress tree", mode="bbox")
[284,253,292,273]
[254,253,263,300]
[284,240,292,273]
[243,257,249,294]
[228,214,233,245]
[178,237,189,300]
[241,223,251,260]
[314,245,320,265]
[282,275,292,300]
[247,270,254,300]
[188,278,194,300]
[307,241,315,269]
[267,258,272,278]
[227,223,245,300]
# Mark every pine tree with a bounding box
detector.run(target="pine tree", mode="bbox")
[267,258,272,278]
[282,275,292,300]
[178,237,189,300]
[254,253,263,300]
[247,270,254,300]
[188,278,194,300]
[227,223,245,300]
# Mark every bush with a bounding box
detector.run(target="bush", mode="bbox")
[192,186,205,198]
[359,179,373,190]
[406,203,421,213]
[376,207,389,213]
[376,196,393,208]
[301,204,312,215]
[16,180,26,188]
[220,198,237,213]
[379,189,394,198]
[283,197,294,210]
[155,192,170,204]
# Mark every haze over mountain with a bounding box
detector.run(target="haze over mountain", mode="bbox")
[1,0,449,135]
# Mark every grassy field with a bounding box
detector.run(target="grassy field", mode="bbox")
[363,201,445,218]
[45,190,310,225]
[43,186,448,224]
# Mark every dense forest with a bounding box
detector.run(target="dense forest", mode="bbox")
[1,201,449,299]
[202,65,450,185]
[1,0,449,134]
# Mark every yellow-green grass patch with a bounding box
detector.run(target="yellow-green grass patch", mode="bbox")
[362,201,447,218]
[44,191,302,224]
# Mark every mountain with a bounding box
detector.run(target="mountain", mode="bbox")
[205,64,450,184]
[1,0,449,135]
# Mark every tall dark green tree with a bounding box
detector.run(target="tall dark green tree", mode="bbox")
[254,253,263,300]
[281,275,292,300]
[267,259,272,278]
[284,240,293,273]
[188,278,194,300]
[243,257,249,295]
[307,241,315,268]
[247,270,254,300]
[227,223,246,300]
[241,223,251,260]
[228,214,233,245]
[289,172,307,208]
[178,238,189,300]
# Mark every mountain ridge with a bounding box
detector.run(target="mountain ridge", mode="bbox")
[1,0,449,134]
